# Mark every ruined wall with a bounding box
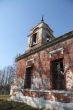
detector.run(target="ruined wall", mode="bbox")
[64,38,73,90]
[16,37,73,91]
[16,59,26,78]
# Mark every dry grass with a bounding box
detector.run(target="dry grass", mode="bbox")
[0,95,38,110]
[0,95,10,100]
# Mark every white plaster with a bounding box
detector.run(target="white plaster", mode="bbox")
[65,62,73,69]
[66,70,73,89]
[10,91,73,109]
[10,85,18,96]
[49,48,64,58]
[26,58,34,66]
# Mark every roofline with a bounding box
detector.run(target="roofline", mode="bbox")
[30,21,53,32]
[16,30,73,62]
[28,26,53,37]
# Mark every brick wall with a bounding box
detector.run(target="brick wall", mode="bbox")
[16,36,73,102]
[16,37,73,90]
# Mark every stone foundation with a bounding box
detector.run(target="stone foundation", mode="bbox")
[10,90,73,110]
[23,89,73,103]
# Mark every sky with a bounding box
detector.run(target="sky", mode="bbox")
[0,0,73,69]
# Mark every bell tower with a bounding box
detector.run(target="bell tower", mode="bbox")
[26,18,55,51]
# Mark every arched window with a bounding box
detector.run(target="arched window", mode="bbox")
[32,33,37,45]
[45,34,50,42]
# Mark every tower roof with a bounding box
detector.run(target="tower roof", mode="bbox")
[28,19,53,37]
[31,21,53,31]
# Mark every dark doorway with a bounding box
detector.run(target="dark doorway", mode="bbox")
[51,59,64,90]
[24,67,32,89]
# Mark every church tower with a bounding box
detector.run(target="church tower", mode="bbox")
[26,18,55,51]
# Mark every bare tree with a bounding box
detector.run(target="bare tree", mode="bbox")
[0,64,16,86]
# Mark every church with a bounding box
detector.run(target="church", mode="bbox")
[15,18,73,107]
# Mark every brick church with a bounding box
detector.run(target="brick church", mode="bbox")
[15,18,73,104]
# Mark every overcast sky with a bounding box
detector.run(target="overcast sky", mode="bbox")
[0,0,73,69]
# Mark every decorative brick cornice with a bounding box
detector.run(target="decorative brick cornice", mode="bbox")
[16,31,73,62]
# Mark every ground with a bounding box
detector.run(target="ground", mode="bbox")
[0,95,38,110]
[0,95,72,110]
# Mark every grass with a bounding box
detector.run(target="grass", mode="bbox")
[0,95,38,110]
[0,100,38,110]
[0,95,10,100]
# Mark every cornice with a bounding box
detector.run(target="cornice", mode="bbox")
[16,31,73,62]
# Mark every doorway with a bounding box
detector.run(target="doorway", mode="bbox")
[51,58,65,90]
[24,67,32,89]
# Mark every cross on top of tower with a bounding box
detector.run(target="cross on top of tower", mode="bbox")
[41,15,44,22]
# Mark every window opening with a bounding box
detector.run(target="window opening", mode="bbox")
[46,34,50,42]
[24,67,32,89]
[32,33,37,45]
[51,59,64,90]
